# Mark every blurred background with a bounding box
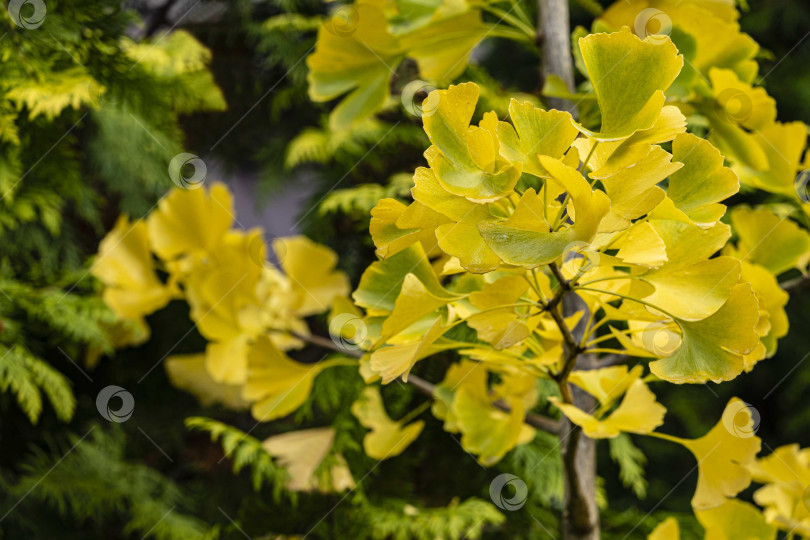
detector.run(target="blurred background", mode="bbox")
[1,0,809,538]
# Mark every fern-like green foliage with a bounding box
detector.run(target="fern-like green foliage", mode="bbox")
[319,173,414,217]
[1,426,208,539]
[351,496,505,540]
[285,118,427,170]
[0,0,225,430]
[0,344,74,423]
[608,434,648,499]
[185,417,289,495]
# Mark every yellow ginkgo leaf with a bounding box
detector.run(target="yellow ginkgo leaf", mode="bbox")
[550,378,665,439]
[568,365,644,406]
[749,444,810,535]
[574,27,683,141]
[146,183,233,262]
[354,243,445,314]
[599,146,680,231]
[400,12,486,82]
[479,160,610,267]
[263,427,355,492]
[730,207,810,276]
[351,387,424,460]
[495,99,579,177]
[649,283,760,384]
[648,516,679,540]
[741,261,789,361]
[467,275,531,350]
[275,236,350,317]
[423,83,522,202]
[411,165,476,222]
[92,216,173,319]
[379,273,459,342]
[306,1,401,131]
[614,222,668,268]
[165,354,249,410]
[454,388,534,466]
[719,121,806,197]
[370,315,450,383]
[636,220,739,321]
[435,204,503,273]
[710,68,776,131]
[600,0,758,82]
[573,105,685,179]
[185,266,261,342]
[696,499,776,540]
[204,334,252,384]
[244,336,347,421]
[658,397,760,510]
[370,199,449,258]
[434,361,533,465]
[666,133,739,228]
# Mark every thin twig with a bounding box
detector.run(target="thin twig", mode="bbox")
[290,332,562,435]
[782,274,810,293]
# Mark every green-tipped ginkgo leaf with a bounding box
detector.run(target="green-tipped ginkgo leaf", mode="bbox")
[575,27,683,141]
[380,273,460,341]
[353,243,443,313]
[649,283,760,384]
[351,386,424,459]
[423,83,522,202]
[307,2,401,131]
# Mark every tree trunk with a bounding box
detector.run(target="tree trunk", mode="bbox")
[538,0,577,115]
[560,295,600,540]
[538,1,599,536]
